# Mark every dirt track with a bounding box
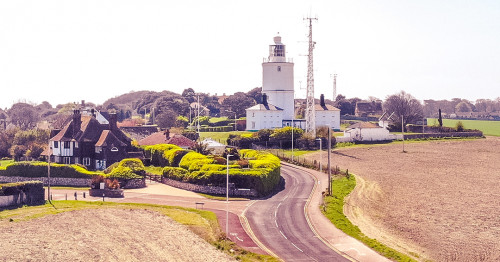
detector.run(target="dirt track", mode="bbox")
[0,208,234,262]
[307,137,500,261]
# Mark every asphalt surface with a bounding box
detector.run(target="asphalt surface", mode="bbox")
[245,164,349,262]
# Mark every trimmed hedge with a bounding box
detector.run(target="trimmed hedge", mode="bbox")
[0,181,44,196]
[143,144,182,166]
[107,166,143,179]
[179,152,214,170]
[0,161,100,178]
[177,149,280,196]
[163,166,189,180]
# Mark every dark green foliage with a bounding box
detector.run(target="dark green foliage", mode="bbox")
[438,109,443,127]
[182,131,199,141]
[223,147,240,161]
[162,166,189,180]
[0,181,45,205]
[143,144,182,166]
[256,129,273,141]
[455,121,465,132]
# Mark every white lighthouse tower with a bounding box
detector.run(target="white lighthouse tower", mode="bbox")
[262,35,295,120]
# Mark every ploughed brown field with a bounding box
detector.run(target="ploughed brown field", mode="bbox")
[0,209,234,262]
[308,137,500,261]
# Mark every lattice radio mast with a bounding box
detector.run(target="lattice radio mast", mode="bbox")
[332,73,337,101]
[304,17,318,137]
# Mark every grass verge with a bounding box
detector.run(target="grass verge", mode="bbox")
[197,193,251,201]
[322,176,417,262]
[0,201,277,262]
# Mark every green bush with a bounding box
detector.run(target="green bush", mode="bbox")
[199,164,241,172]
[188,158,214,172]
[118,158,145,173]
[179,151,213,170]
[107,166,143,179]
[0,161,100,178]
[143,144,182,166]
[163,166,189,180]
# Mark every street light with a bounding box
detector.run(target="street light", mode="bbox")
[327,125,332,195]
[226,154,233,236]
[316,138,322,173]
[47,141,51,203]
[291,119,294,162]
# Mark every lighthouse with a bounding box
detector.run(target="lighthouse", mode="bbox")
[262,35,295,120]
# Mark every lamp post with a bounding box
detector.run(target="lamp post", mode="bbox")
[197,94,200,137]
[327,125,332,195]
[291,119,294,162]
[47,142,51,202]
[226,154,233,236]
[316,138,322,173]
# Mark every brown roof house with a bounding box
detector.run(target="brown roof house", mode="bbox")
[138,130,195,149]
[48,110,141,170]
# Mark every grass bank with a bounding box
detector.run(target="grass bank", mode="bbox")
[323,176,416,262]
[199,131,253,145]
[0,201,277,262]
[427,118,500,136]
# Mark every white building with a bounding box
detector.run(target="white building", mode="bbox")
[246,35,340,132]
[342,122,395,142]
[246,94,283,131]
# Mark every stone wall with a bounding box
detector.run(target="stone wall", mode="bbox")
[161,177,258,197]
[120,178,146,189]
[0,176,90,187]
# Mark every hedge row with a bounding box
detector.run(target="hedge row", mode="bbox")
[198,126,233,132]
[163,148,280,196]
[0,181,44,196]
[143,144,182,166]
[0,162,100,178]
[104,158,145,179]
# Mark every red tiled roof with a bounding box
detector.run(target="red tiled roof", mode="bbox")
[138,132,171,146]
[166,134,195,148]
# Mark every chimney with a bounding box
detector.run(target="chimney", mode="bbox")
[165,129,171,140]
[72,109,82,136]
[262,93,268,106]
[320,94,326,107]
[90,108,96,118]
[81,100,85,108]
[109,113,117,131]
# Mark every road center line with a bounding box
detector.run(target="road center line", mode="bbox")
[279,230,288,240]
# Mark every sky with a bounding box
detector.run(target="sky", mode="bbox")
[1,0,499,109]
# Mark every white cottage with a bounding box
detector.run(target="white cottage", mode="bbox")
[246,94,283,131]
[343,122,394,142]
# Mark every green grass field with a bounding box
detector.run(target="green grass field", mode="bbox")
[428,118,500,136]
[199,131,253,145]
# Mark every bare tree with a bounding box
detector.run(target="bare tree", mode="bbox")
[383,91,423,131]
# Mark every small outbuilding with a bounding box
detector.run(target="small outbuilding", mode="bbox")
[343,122,395,142]
[201,138,226,155]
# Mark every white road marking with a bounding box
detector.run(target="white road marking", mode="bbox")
[279,230,288,240]
[291,242,303,252]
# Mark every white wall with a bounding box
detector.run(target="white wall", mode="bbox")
[262,62,294,120]
[345,128,392,141]
[246,110,283,131]
[315,110,341,130]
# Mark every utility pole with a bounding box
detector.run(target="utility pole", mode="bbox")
[327,126,332,195]
[304,17,318,137]
[47,141,51,203]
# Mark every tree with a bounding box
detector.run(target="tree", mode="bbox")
[182,88,196,103]
[270,126,304,141]
[438,109,443,127]
[155,110,177,129]
[7,103,40,130]
[455,101,472,113]
[247,87,263,104]
[383,91,423,131]
[221,92,256,118]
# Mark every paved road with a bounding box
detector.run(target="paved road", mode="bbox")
[245,164,350,262]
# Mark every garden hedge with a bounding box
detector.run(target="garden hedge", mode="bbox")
[0,181,44,196]
[143,144,182,166]
[0,161,99,178]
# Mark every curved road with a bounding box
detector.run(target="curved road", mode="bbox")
[245,164,349,262]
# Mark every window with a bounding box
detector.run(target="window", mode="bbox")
[53,141,58,148]
[252,112,255,117]
[277,66,281,72]
[83,157,91,166]
[63,157,71,164]
[251,122,255,129]
[64,141,71,149]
